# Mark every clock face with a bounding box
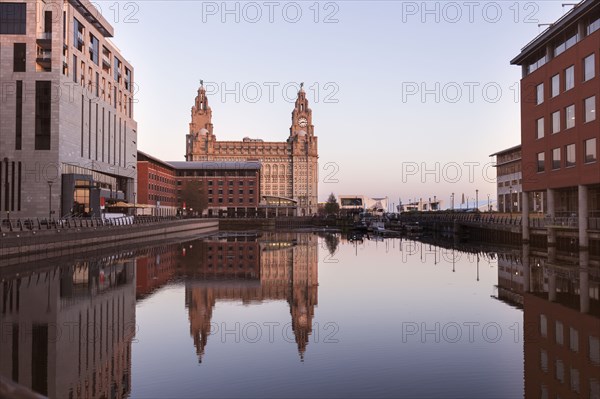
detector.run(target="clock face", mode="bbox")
[298,117,308,128]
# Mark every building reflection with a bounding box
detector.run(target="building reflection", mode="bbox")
[0,254,136,399]
[135,244,181,300]
[496,247,600,399]
[181,232,319,361]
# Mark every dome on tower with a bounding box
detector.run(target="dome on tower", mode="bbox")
[199,128,209,136]
[297,130,307,136]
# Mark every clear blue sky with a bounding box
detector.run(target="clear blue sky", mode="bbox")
[101,1,571,206]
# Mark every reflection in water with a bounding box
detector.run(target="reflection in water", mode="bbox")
[0,254,136,398]
[495,246,600,399]
[181,232,318,361]
[2,232,599,398]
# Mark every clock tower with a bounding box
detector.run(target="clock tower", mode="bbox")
[184,81,318,216]
[289,84,319,216]
[186,81,215,161]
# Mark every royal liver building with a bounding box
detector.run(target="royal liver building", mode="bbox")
[185,82,319,216]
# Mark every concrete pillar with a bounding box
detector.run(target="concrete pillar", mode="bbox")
[522,244,530,293]
[578,185,589,249]
[522,192,530,242]
[579,250,590,314]
[547,246,556,302]
[547,188,556,247]
[546,188,555,217]
[548,271,557,302]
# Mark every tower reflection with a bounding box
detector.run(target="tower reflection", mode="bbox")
[181,232,319,361]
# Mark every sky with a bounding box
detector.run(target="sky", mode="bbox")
[98,0,573,207]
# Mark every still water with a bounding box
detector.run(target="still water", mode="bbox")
[0,232,598,398]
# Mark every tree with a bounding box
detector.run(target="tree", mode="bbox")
[180,180,208,216]
[324,193,340,216]
[323,233,339,257]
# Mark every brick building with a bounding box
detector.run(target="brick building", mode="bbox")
[137,151,177,216]
[511,0,600,248]
[170,161,261,217]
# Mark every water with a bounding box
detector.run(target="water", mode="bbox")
[1,232,598,398]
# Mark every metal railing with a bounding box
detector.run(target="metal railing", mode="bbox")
[396,212,600,231]
[0,216,180,234]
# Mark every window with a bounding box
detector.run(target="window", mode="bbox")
[566,104,575,129]
[565,65,575,90]
[536,83,544,105]
[584,54,595,81]
[536,117,544,139]
[585,138,597,163]
[566,144,576,167]
[555,29,578,57]
[114,56,121,81]
[73,55,78,83]
[537,152,545,173]
[0,3,26,34]
[541,316,548,337]
[570,328,579,352]
[540,350,548,373]
[552,148,561,170]
[570,368,580,393]
[585,96,596,122]
[528,51,546,74]
[74,18,84,52]
[588,15,600,35]
[556,321,564,344]
[125,67,132,92]
[590,336,600,364]
[35,81,52,150]
[15,80,22,150]
[13,43,25,72]
[89,33,99,65]
[551,74,560,97]
[555,360,565,383]
[552,111,560,134]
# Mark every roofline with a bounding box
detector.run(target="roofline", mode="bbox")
[494,158,522,168]
[69,0,114,37]
[489,144,522,157]
[137,150,175,170]
[511,0,595,65]
[167,161,262,170]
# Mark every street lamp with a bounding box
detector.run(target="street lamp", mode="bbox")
[451,193,454,210]
[487,194,491,212]
[47,180,53,220]
[476,189,479,212]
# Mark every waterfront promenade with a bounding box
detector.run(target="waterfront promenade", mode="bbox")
[0,217,218,266]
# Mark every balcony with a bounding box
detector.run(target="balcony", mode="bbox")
[76,31,84,49]
[36,32,52,49]
[102,53,111,70]
[36,50,52,69]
